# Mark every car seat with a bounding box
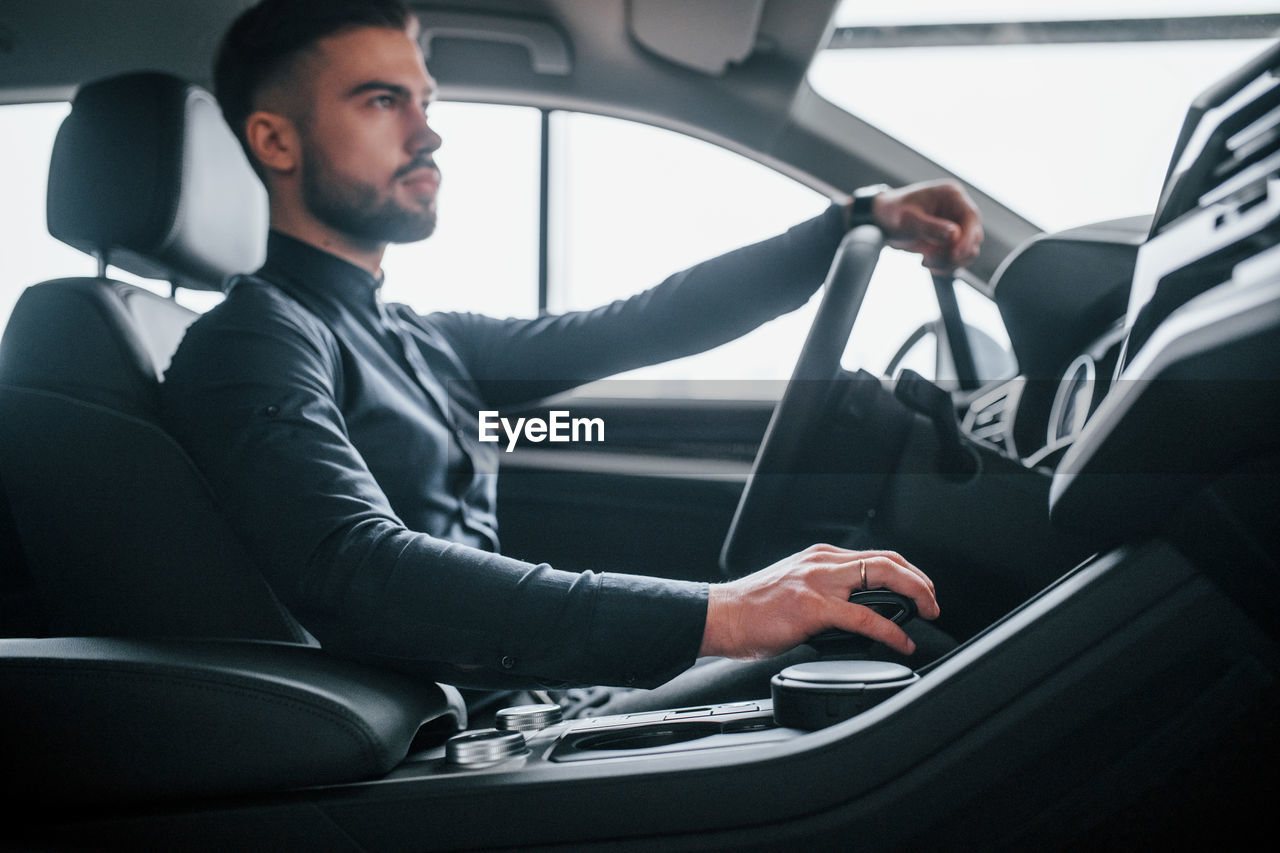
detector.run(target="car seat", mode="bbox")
[0,71,464,807]
[0,71,311,643]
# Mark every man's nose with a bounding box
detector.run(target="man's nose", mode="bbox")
[407,110,442,155]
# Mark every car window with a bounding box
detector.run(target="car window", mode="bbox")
[0,103,87,325]
[810,0,1279,232]
[0,100,540,329]
[547,111,828,392]
[381,101,541,318]
[388,105,1009,392]
[0,98,1008,393]
[0,101,222,321]
[839,250,940,379]
[542,111,989,394]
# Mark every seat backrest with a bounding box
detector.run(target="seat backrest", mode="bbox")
[0,471,45,639]
[0,71,312,644]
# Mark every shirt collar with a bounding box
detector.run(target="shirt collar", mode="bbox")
[260,230,385,312]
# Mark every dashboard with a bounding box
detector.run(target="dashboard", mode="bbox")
[966,40,1280,546]
[965,218,1144,469]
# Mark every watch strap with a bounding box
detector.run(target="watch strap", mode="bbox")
[845,183,890,231]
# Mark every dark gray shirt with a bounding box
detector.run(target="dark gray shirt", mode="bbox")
[160,206,845,689]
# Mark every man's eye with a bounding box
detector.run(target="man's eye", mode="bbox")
[371,95,396,108]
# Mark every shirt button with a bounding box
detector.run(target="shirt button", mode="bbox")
[624,672,638,686]
[500,655,516,670]
[264,405,280,417]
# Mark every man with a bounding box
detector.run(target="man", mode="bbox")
[161,0,981,701]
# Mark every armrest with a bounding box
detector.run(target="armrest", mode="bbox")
[0,637,464,805]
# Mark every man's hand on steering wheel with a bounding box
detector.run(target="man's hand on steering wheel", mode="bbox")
[865,179,984,273]
[700,544,941,661]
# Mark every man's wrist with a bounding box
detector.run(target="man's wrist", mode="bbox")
[844,183,891,232]
[700,583,733,658]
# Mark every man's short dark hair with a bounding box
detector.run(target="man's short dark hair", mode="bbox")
[214,0,413,169]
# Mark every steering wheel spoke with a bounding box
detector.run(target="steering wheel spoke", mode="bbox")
[720,227,888,575]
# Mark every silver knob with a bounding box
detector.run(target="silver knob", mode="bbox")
[445,728,527,766]
[495,703,564,733]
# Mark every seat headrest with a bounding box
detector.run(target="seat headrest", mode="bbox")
[47,71,268,291]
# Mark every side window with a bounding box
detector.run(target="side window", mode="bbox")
[547,111,829,387]
[381,102,541,318]
[0,101,219,321]
[385,105,1014,392]
[0,103,90,327]
[840,259,1016,384]
[0,100,536,328]
[956,281,1016,381]
[2,97,1013,390]
[841,249,940,378]
[544,112,1014,392]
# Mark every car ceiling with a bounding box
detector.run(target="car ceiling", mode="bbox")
[0,0,1033,278]
[0,0,832,102]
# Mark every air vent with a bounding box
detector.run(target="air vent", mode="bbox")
[1216,101,1280,182]
[961,379,1023,455]
[1154,44,1280,233]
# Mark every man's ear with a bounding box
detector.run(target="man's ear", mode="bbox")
[244,110,300,176]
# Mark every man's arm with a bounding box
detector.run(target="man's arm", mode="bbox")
[434,181,982,401]
[433,205,849,397]
[159,280,707,689]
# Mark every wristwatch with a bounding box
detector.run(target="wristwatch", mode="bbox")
[844,183,890,231]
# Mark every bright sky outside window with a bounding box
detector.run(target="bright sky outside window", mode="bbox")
[382,102,541,318]
[813,0,1280,232]
[0,103,86,324]
[832,0,1280,27]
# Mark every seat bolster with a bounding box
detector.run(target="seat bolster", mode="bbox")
[0,386,313,643]
[0,637,465,805]
[0,278,197,416]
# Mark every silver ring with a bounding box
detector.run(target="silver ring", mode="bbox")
[859,558,867,591]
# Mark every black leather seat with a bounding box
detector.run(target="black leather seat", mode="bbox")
[0,71,308,643]
[0,71,463,807]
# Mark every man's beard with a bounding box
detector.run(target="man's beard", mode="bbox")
[300,145,437,246]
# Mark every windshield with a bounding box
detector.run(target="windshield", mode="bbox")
[809,0,1280,232]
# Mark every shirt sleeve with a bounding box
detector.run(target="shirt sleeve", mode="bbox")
[429,205,846,404]
[159,280,707,689]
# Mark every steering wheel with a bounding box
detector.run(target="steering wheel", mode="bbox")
[719,225,885,575]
